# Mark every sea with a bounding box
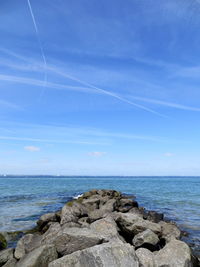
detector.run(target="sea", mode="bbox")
[0,176,199,255]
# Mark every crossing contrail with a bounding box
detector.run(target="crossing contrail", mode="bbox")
[27,0,47,100]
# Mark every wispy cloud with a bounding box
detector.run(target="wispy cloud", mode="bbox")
[0,48,164,117]
[24,146,40,152]
[0,99,21,110]
[164,152,174,157]
[130,96,200,112]
[88,151,106,157]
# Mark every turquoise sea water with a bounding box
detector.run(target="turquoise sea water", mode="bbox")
[0,176,199,254]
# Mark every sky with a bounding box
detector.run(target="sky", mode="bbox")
[1,0,200,175]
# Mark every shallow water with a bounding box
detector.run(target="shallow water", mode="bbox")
[0,176,199,254]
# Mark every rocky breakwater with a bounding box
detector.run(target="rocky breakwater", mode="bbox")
[0,189,200,267]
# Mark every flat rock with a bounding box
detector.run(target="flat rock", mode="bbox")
[49,241,139,267]
[133,229,159,248]
[16,244,57,267]
[53,227,106,256]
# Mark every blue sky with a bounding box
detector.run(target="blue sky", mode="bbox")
[1,0,200,175]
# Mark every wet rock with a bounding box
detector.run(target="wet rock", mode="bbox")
[132,229,159,248]
[0,234,7,250]
[136,248,155,267]
[16,244,57,267]
[0,248,13,266]
[49,241,139,267]
[154,239,193,267]
[53,227,106,256]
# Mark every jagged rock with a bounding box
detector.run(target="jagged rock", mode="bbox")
[0,234,7,250]
[14,233,41,260]
[16,244,57,267]
[52,227,106,256]
[145,211,164,223]
[132,229,159,248]
[116,213,161,236]
[90,216,123,241]
[116,198,138,212]
[136,248,155,267]
[60,201,87,225]
[0,248,13,266]
[49,241,139,267]
[154,239,193,267]
[41,222,61,245]
[37,213,57,231]
[2,258,17,267]
[159,221,181,242]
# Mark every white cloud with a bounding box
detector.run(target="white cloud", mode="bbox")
[164,152,174,157]
[24,146,40,152]
[88,152,107,157]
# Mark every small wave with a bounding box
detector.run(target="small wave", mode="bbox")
[73,193,83,200]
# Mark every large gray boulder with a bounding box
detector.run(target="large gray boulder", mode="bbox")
[154,239,193,267]
[159,221,181,242]
[132,229,159,248]
[51,227,106,256]
[136,248,155,267]
[116,213,161,236]
[16,244,57,267]
[49,241,139,267]
[90,216,123,241]
[60,201,87,225]
[0,248,14,267]
[2,258,17,267]
[41,222,61,245]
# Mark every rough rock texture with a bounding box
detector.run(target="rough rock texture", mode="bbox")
[132,229,159,248]
[3,189,199,267]
[52,227,106,256]
[136,248,155,267]
[0,248,14,266]
[49,241,139,267]
[154,239,193,267]
[16,244,57,267]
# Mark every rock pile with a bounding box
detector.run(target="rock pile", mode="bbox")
[0,189,199,267]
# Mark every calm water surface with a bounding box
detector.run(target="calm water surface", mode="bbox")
[0,176,199,253]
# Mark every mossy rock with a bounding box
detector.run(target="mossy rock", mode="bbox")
[0,233,7,250]
[66,201,74,207]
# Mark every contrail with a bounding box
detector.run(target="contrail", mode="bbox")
[27,0,47,100]
[48,66,166,117]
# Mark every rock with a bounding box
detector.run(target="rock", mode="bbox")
[52,227,106,256]
[14,233,41,260]
[41,222,61,245]
[90,216,123,241]
[16,244,57,267]
[136,248,155,267]
[60,201,87,225]
[37,213,57,232]
[0,248,13,266]
[81,197,100,211]
[116,213,161,236]
[132,229,159,248]
[145,211,164,223]
[0,234,7,250]
[49,241,139,267]
[159,221,181,242]
[116,198,138,213]
[154,239,193,267]
[2,258,17,267]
